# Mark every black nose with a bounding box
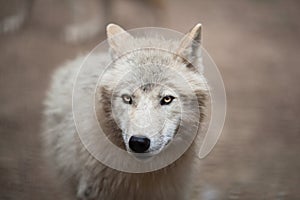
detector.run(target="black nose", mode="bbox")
[129,135,150,153]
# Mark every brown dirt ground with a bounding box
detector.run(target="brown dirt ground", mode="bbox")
[0,0,299,199]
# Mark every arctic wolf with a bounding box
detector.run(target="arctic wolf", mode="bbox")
[42,23,208,200]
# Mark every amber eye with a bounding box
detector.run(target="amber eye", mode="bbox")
[122,94,132,104]
[160,95,175,105]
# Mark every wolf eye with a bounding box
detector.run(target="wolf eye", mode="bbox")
[160,95,175,105]
[122,94,132,104]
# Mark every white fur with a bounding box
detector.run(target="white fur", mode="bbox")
[42,24,208,200]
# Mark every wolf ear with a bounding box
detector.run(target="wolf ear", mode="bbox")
[176,23,202,66]
[106,23,133,58]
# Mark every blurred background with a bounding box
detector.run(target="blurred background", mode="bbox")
[0,0,299,199]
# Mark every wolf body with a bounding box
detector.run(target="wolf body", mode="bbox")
[42,24,208,200]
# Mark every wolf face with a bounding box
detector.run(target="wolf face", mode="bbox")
[100,24,207,156]
[112,73,182,154]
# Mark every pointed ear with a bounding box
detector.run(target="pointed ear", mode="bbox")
[176,23,202,65]
[106,23,133,58]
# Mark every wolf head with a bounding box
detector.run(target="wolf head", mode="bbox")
[99,24,207,156]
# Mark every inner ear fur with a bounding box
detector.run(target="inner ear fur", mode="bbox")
[106,23,134,58]
[176,23,202,67]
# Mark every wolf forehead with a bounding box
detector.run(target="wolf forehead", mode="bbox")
[102,49,198,88]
